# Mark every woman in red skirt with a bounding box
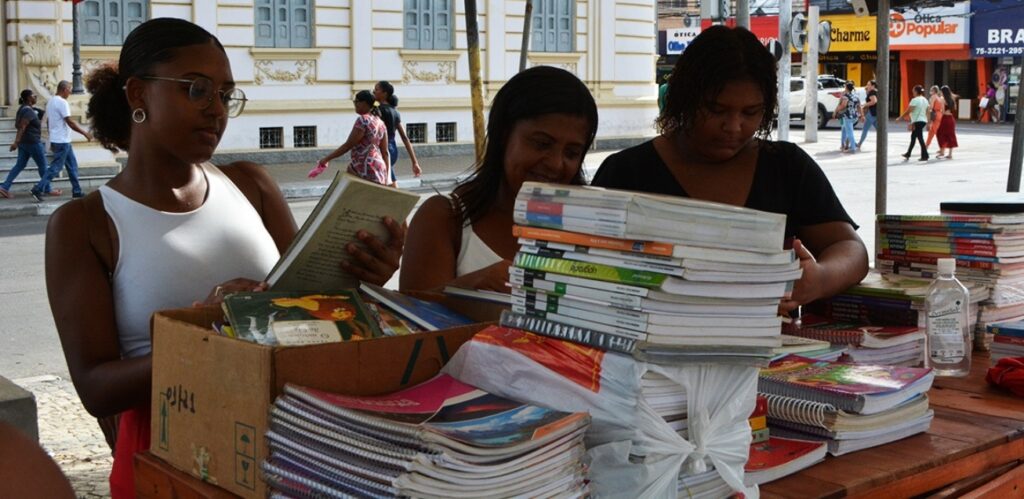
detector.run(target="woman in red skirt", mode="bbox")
[936,85,959,159]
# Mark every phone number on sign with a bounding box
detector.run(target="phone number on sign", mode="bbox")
[974,47,1024,56]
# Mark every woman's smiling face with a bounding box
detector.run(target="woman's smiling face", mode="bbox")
[502,113,590,193]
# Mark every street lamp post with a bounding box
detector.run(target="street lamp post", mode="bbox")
[71,1,84,94]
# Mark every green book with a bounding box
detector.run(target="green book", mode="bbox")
[221,290,383,345]
[514,252,668,288]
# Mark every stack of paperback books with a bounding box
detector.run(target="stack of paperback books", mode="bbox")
[758,355,935,456]
[875,209,1024,349]
[987,320,1024,365]
[263,374,591,498]
[784,312,925,367]
[503,182,802,366]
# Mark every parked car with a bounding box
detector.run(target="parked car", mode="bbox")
[788,75,865,129]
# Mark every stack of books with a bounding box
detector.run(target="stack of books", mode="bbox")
[263,374,591,498]
[758,355,935,456]
[504,182,802,366]
[876,210,1024,350]
[784,313,925,367]
[987,320,1024,365]
[773,334,844,361]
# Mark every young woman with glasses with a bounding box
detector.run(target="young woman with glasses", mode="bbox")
[43,18,402,497]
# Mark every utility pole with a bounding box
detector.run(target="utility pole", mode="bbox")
[519,0,533,72]
[464,0,486,163]
[736,0,750,28]
[1008,57,1024,192]
[805,6,819,143]
[875,0,889,213]
[71,1,84,94]
[777,0,792,142]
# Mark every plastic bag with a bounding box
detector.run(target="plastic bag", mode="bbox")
[307,161,328,179]
[443,326,759,498]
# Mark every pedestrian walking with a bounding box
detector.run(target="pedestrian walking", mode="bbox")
[925,85,944,148]
[937,85,959,159]
[30,80,93,201]
[898,85,930,161]
[373,81,422,182]
[834,81,861,153]
[857,80,878,149]
[0,89,50,199]
[313,90,390,185]
[981,82,999,123]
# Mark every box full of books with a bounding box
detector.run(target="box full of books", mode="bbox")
[149,292,497,498]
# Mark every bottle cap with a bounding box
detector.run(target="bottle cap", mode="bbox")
[937,258,956,274]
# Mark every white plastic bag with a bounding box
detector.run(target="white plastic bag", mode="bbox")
[443,326,759,498]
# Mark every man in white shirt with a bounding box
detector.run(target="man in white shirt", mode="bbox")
[30,80,92,201]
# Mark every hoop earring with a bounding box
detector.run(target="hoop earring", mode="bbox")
[131,108,147,123]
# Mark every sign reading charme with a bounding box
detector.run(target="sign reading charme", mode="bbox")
[889,3,970,49]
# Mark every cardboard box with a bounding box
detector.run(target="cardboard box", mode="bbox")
[149,302,497,498]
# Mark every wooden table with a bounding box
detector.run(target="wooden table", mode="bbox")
[760,353,1024,498]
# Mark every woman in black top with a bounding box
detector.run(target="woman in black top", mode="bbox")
[592,26,868,314]
[0,89,50,198]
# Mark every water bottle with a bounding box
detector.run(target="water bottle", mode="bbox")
[924,258,972,377]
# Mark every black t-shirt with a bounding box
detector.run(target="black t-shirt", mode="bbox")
[379,103,399,143]
[866,90,878,117]
[591,139,858,239]
[15,105,41,144]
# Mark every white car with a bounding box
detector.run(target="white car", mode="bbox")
[788,76,865,129]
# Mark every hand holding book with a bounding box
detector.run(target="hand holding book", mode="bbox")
[339,216,407,286]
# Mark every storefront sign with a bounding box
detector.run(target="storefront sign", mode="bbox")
[889,3,969,49]
[817,14,876,52]
[665,27,702,55]
[971,0,1024,57]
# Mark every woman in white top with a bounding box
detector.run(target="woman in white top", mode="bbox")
[44,19,403,498]
[400,66,598,292]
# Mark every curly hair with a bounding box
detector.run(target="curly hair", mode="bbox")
[657,25,778,141]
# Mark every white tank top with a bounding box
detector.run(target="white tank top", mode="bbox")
[100,163,281,358]
[447,194,504,276]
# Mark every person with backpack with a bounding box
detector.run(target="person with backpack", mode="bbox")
[834,81,861,154]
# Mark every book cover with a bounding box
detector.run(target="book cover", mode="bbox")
[514,198,627,223]
[744,437,827,485]
[783,313,921,347]
[222,290,383,344]
[266,173,420,292]
[514,252,668,287]
[987,320,1024,339]
[499,309,641,354]
[512,224,676,257]
[359,283,474,331]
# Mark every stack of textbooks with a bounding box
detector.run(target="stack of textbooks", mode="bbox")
[758,355,934,456]
[503,182,802,365]
[263,374,591,498]
[987,320,1024,365]
[784,313,925,367]
[876,210,1024,350]
[773,334,844,361]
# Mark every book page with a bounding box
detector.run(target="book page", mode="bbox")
[268,173,419,292]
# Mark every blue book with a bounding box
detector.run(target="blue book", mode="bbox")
[987,320,1024,339]
[359,283,474,331]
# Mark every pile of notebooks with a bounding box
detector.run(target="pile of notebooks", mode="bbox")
[503,181,802,366]
[263,374,591,498]
[784,312,925,367]
[758,355,935,456]
[987,319,1024,365]
[875,202,1024,350]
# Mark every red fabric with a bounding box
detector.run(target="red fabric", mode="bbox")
[986,357,1024,397]
[937,115,958,149]
[109,406,151,499]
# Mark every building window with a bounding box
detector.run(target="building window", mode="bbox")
[255,0,312,48]
[532,0,574,53]
[81,1,148,46]
[259,127,284,149]
[436,122,457,143]
[293,126,317,148]
[404,0,453,50]
[406,123,427,144]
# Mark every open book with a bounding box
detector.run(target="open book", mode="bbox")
[266,173,420,291]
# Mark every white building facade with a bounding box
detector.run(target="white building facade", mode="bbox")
[3,0,658,161]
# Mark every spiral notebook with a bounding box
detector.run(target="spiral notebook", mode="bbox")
[761,392,931,439]
[782,313,923,348]
[758,355,934,415]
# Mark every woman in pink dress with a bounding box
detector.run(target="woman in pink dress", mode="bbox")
[317,90,391,185]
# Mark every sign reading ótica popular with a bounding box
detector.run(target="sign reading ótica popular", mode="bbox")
[889,3,970,50]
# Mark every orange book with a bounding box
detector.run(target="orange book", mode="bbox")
[512,225,674,257]
[748,415,767,432]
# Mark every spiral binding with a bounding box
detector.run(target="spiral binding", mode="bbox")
[762,392,836,430]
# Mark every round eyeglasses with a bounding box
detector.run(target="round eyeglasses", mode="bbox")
[139,76,248,118]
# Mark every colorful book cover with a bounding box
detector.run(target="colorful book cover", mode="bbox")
[988,320,1024,339]
[359,283,474,331]
[745,437,827,473]
[759,355,931,397]
[512,224,675,257]
[222,290,383,344]
[514,252,667,288]
[783,314,920,346]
